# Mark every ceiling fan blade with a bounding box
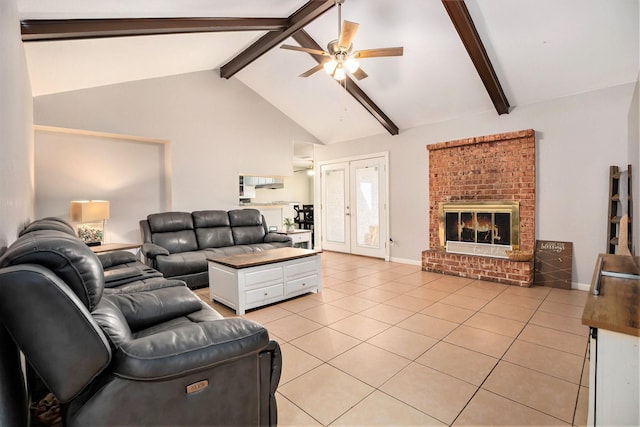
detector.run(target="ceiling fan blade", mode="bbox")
[299,63,325,78]
[352,67,368,80]
[338,20,359,50]
[280,44,329,57]
[354,47,404,58]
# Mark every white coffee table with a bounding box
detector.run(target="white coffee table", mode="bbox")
[207,247,321,315]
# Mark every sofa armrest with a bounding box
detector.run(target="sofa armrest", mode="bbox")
[103,267,144,285]
[0,266,111,402]
[141,243,169,259]
[97,250,138,269]
[104,287,201,331]
[264,232,292,244]
[113,318,270,380]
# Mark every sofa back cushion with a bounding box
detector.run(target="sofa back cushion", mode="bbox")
[193,210,234,249]
[0,229,104,311]
[228,209,266,245]
[147,212,198,254]
[19,217,77,237]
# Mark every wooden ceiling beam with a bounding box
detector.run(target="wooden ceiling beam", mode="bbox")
[219,0,335,79]
[293,30,399,136]
[442,0,510,115]
[21,18,288,42]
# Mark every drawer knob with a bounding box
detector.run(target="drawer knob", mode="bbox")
[301,283,306,286]
[264,292,268,296]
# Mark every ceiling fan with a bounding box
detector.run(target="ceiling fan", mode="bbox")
[280,0,403,81]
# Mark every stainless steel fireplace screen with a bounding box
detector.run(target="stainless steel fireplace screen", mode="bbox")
[439,201,520,253]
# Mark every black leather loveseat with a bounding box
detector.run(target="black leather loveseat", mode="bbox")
[0,218,281,426]
[140,209,292,289]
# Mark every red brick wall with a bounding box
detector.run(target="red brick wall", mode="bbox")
[422,129,536,286]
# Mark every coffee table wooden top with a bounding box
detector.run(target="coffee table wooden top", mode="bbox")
[207,247,321,269]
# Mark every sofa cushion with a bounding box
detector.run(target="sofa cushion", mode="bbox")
[0,230,104,311]
[193,210,230,228]
[193,210,234,249]
[154,251,207,278]
[203,246,253,260]
[147,212,198,254]
[147,212,194,233]
[228,209,262,227]
[228,209,266,245]
[19,217,77,237]
[103,278,186,294]
[232,227,267,245]
[152,231,198,254]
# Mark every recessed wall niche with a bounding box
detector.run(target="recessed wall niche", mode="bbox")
[34,125,171,243]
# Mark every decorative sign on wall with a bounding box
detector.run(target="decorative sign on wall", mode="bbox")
[534,240,573,289]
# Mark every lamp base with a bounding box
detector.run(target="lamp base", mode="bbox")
[86,241,102,247]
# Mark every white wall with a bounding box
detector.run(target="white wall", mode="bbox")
[0,0,35,251]
[34,127,169,243]
[315,83,635,287]
[33,71,318,240]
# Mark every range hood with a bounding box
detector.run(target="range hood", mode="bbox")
[255,181,283,189]
[241,175,284,190]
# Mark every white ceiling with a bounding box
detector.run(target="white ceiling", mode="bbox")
[20,0,639,145]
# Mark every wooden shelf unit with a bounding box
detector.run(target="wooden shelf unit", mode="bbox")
[606,165,633,254]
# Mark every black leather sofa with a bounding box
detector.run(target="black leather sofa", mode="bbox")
[0,218,281,426]
[140,209,293,289]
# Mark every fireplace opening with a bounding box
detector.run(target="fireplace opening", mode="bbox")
[439,202,519,258]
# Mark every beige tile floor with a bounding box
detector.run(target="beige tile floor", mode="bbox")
[196,251,591,426]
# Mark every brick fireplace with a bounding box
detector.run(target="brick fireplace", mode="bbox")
[422,129,535,287]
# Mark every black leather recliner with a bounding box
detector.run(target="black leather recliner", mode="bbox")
[0,219,281,426]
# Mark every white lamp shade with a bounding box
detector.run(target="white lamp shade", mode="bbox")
[70,200,110,222]
[323,59,337,74]
[345,57,359,73]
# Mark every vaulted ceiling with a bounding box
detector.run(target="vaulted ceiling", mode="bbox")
[19,0,639,145]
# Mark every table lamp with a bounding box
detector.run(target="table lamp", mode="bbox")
[69,200,110,246]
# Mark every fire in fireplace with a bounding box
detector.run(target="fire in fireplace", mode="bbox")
[439,201,520,258]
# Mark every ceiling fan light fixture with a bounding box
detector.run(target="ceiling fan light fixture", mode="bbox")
[333,63,346,81]
[280,0,403,82]
[345,57,359,73]
[323,59,338,75]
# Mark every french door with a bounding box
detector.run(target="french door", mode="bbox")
[320,154,388,259]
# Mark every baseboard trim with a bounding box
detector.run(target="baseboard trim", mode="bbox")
[390,257,421,266]
[572,282,591,291]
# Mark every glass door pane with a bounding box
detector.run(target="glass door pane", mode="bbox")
[325,169,345,243]
[354,165,379,248]
[321,162,350,253]
[350,157,387,258]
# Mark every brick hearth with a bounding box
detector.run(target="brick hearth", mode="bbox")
[422,129,536,287]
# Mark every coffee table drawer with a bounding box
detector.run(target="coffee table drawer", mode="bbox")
[246,283,284,305]
[286,274,319,295]
[244,266,283,288]
[286,259,318,279]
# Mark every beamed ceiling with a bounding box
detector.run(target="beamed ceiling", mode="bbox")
[19,0,639,145]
